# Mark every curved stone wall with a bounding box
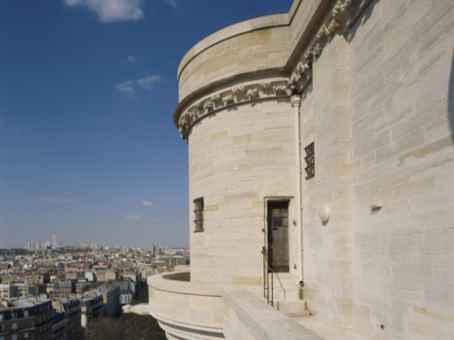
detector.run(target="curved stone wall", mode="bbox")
[177,15,291,101]
[187,98,298,286]
[148,271,224,339]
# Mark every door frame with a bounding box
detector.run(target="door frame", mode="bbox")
[263,196,293,273]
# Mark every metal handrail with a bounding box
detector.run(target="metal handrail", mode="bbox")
[260,246,276,307]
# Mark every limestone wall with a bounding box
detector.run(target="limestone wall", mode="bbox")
[147,272,224,339]
[188,99,297,286]
[174,0,454,338]
[295,0,454,338]
[347,0,454,338]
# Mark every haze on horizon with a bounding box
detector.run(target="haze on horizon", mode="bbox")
[0,0,293,249]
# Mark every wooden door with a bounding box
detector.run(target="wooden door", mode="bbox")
[267,201,289,272]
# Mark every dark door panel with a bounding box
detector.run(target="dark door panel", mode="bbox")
[267,201,289,272]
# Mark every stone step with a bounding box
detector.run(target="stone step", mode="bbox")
[276,300,311,317]
[272,285,302,301]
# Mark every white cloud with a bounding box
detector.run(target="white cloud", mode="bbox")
[124,215,142,220]
[122,56,136,63]
[141,201,154,206]
[115,80,136,95]
[124,215,158,222]
[63,199,73,203]
[38,197,61,203]
[62,0,144,23]
[115,74,162,95]
[135,75,162,90]
[166,0,178,9]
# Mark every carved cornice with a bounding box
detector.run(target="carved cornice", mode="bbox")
[222,95,234,104]
[178,81,290,140]
[259,82,271,91]
[232,86,245,96]
[246,89,258,99]
[287,0,360,92]
[177,0,371,140]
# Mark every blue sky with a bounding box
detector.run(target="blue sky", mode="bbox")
[0,0,293,248]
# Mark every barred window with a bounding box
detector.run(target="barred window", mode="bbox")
[304,142,315,179]
[194,197,204,232]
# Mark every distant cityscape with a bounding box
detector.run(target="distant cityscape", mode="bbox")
[24,233,184,254]
[0,233,189,339]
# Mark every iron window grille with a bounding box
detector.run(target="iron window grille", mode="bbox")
[194,197,204,232]
[304,142,315,179]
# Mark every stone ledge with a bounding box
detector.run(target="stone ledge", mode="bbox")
[148,270,222,297]
[220,284,323,340]
[177,14,290,82]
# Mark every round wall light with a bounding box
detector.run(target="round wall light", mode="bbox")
[319,206,330,223]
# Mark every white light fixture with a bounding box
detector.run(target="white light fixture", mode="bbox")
[370,201,383,210]
[319,206,329,223]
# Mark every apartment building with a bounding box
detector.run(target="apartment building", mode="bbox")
[0,297,53,340]
[52,298,82,340]
[79,294,103,331]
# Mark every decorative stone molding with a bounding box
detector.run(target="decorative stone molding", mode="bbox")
[222,95,234,104]
[288,73,302,90]
[194,102,204,109]
[313,45,322,58]
[304,0,357,64]
[189,109,199,119]
[232,86,245,96]
[296,62,311,75]
[273,85,288,95]
[316,27,330,43]
[246,89,258,99]
[203,102,214,111]
[179,112,190,127]
[287,0,359,92]
[177,0,366,141]
[333,0,356,19]
[210,94,221,102]
[326,20,341,37]
[259,82,271,91]
[304,49,315,62]
[177,81,290,140]
[179,125,186,140]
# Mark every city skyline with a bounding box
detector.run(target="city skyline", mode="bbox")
[21,231,189,250]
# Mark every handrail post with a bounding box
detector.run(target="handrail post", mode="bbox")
[261,247,275,307]
[271,272,274,307]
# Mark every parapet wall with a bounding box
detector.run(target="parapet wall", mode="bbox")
[148,271,224,339]
[148,272,324,340]
[177,14,292,101]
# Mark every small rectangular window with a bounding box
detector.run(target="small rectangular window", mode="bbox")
[194,197,204,232]
[304,142,315,179]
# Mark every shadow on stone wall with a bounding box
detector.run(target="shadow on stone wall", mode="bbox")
[449,52,454,141]
[345,0,379,43]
